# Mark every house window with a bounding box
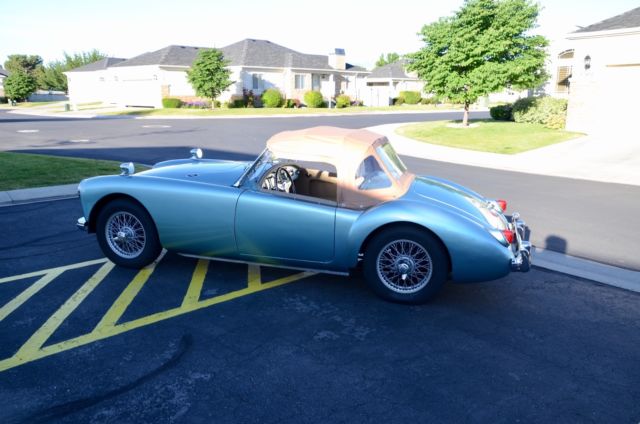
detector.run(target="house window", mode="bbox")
[556,66,572,93]
[252,74,263,90]
[295,74,305,90]
[558,49,574,60]
[312,74,321,91]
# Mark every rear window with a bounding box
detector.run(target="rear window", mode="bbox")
[376,143,407,179]
[355,156,391,190]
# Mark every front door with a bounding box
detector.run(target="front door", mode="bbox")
[235,191,336,263]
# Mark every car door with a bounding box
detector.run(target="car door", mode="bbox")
[235,189,336,263]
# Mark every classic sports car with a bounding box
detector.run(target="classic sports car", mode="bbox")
[77,126,531,303]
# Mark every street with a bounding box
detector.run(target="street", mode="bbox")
[1,110,640,423]
[0,198,639,423]
[1,110,639,270]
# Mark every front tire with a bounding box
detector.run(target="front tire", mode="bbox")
[363,226,448,304]
[96,199,162,268]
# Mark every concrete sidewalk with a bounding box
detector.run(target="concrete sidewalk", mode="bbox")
[0,184,78,207]
[371,123,640,186]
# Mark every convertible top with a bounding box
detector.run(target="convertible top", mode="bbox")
[266,126,415,209]
[267,126,385,163]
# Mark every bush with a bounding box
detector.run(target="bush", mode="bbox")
[490,104,513,121]
[512,96,568,129]
[304,90,324,108]
[282,98,300,108]
[4,71,37,101]
[393,97,405,106]
[0,97,7,104]
[336,94,351,108]
[262,89,283,108]
[399,91,421,104]
[162,98,182,108]
[421,96,439,105]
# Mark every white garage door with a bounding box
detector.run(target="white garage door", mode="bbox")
[598,66,640,135]
[115,79,162,108]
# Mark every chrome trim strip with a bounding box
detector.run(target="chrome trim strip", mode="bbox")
[509,213,532,272]
[178,253,349,276]
[76,217,88,231]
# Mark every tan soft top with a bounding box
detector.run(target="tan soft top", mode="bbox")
[266,126,414,209]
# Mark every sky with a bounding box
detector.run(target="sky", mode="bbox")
[1,0,638,69]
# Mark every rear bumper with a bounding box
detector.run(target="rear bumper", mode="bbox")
[509,212,531,272]
[77,217,88,231]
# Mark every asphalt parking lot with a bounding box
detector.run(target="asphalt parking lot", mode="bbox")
[1,199,639,423]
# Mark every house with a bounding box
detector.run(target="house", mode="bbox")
[362,61,423,106]
[0,66,9,97]
[66,39,369,108]
[65,57,126,104]
[562,7,640,134]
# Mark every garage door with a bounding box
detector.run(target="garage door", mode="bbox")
[114,79,162,108]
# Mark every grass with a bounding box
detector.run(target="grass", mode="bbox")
[0,152,148,191]
[108,103,463,117]
[396,120,583,154]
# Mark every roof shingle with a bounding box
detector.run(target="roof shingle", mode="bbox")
[575,6,640,33]
[67,57,127,72]
[369,60,416,79]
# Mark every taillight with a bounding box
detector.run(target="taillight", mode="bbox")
[496,199,507,212]
[502,229,515,244]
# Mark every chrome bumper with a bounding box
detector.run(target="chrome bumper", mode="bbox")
[509,212,531,272]
[77,217,88,231]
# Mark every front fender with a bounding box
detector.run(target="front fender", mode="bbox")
[346,199,513,283]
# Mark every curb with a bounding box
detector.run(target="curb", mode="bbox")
[0,184,78,207]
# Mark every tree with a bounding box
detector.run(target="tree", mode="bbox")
[4,54,43,74]
[38,50,107,92]
[187,49,233,109]
[407,0,548,126]
[4,70,37,101]
[375,52,400,67]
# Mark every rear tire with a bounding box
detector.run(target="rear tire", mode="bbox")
[363,226,448,304]
[96,199,161,268]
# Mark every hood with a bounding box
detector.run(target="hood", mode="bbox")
[139,159,250,186]
[405,175,488,223]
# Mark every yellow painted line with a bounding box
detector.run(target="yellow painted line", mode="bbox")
[93,260,160,330]
[0,270,63,322]
[181,259,209,307]
[247,264,261,289]
[14,261,115,362]
[0,258,109,285]
[0,269,315,372]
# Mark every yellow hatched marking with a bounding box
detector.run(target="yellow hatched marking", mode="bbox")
[0,258,108,285]
[181,260,209,307]
[247,264,261,289]
[0,265,314,372]
[0,270,63,322]
[93,262,159,331]
[14,261,115,362]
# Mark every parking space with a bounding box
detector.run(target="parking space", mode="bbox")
[1,199,640,423]
[0,252,314,373]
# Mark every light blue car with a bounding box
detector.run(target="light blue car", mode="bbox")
[77,126,531,303]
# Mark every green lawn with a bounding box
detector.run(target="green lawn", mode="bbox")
[396,120,583,154]
[109,104,463,117]
[0,152,147,191]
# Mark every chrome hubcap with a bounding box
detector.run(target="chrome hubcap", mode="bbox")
[105,211,146,259]
[376,239,432,294]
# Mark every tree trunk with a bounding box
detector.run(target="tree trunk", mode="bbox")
[211,97,216,109]
[462,102,469,127]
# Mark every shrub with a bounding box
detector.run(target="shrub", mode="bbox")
[351,99,364,107]
[336,94,351,108]
[512,96,568,129]
[282,98,300,108]
[304,90,324,108]
[490,104,513,121]
[0,97,7,104]
[399,91,421,104]
[421,96,439,105]
[162,98,182,108]
[393,97,405,106]
[262,89,283,108]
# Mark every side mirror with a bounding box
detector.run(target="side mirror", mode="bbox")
[190,148,203,160]
[120,162,135,176]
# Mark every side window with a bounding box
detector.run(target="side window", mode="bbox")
[355,156,391,190]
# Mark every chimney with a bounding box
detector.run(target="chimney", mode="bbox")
[328,48,346,70]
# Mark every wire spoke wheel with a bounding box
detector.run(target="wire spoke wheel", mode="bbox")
[376,239,433,294]
[105,211,147,259]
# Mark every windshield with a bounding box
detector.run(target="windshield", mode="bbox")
[235,149,276,187]
[375,143,407,179]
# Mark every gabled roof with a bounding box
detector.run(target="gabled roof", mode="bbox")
[0,66,9,77]
[67,57,127,72]
[369,60,416,80]
[111,39,368,71]
[575,6,640,33]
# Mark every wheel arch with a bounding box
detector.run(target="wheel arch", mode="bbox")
[87,193,148,233]
[358,222,452,272]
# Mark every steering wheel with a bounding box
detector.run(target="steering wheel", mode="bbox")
[276,167,296,193]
